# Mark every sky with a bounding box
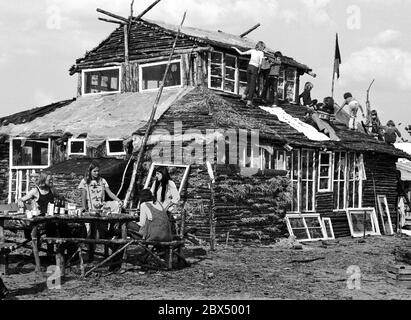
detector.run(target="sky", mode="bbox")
[0,0,410,137]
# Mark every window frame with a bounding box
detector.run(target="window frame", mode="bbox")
[285,213,327,242]
[10,137,51,170]
[68,138,87,156]
[301,149,316,213]
[81,66,122,96]
[346,207,381,238]
[106,139,126,156]
[318,151,333,192]
[139,59,183,92]
[208,51,240,94]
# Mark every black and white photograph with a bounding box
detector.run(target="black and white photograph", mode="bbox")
[1,0,411,307]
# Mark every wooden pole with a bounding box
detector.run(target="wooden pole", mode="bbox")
[123,11,187,208]
[210,180,216,251]
[133,0,162,21]
[124,25,129,65]
[98,17,126,25]
[96,8,129,23]
[240,23,261,38]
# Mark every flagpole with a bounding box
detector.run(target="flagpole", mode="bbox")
[331,33,337,99]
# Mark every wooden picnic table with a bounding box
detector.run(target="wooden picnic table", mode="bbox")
[0,213,139,273]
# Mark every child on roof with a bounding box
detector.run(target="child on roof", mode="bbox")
[384,120,402,144]
[365,110,383,141]
[260,51,282,106]
[340,92,365,130]
[232,41,266,107]
[299,82,318,107]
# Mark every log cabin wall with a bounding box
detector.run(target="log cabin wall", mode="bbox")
[0,142,9,203]
[363,152,399,230]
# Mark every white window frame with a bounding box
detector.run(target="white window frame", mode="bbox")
[143,163,190,194]
[318,151,333,192]
[333,151,347,211]
[238,57,249,96]
[376,195,394,235]
[68,138,87,156]
[322,217,335,240]
[208,51,239,94]
[10,137,51,170]
[106,139,126,156]
[139,59,183,92]
[347,152,363,209]
[346,207,381,238]
[301,149,316,213]
[285,213,327,242]
[81,66,122,96]
[287,149,301,213]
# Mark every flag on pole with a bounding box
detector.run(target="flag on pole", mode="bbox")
[334,33,342,79]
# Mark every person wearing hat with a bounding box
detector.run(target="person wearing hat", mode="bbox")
[365,110,383,140]
[340,92,365,130]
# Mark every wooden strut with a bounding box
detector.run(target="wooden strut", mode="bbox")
[240,23,261,38]
[84,241,135,278]
[123,11,187,208]
[98,17,126,25]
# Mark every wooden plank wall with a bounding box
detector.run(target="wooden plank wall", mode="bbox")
[0,142,9,203]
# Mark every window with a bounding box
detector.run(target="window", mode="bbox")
[8,169,38,204]
[139,60,182,91]
[277,67,298,103]
[333,152,364,210]
[286,150,300,212]
[346,208,381,238]
[82,67,121,95]
[286,214,327,242]
[106,140,126,156]
[238,58,248,96]
[209,52,238,94]
[11,138,50,169]
[318,152,333,192]
[301,149,316,212]
[68,139,86,156]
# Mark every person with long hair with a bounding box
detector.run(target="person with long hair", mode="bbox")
[150,167,180,212]
[78,161,122,212]
[232,41,266,107]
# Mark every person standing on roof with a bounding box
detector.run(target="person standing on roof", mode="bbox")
[232,41,266,107]
[365,110,383,141]
[261,51,283,106]
[339,92,365,130]
[383,120,402,144]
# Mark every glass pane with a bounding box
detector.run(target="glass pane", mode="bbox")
[238,83,247,96]
[289,218,305,228]
[320,166,330,178]
[333,182,339,208]
[339,181,345,209]
[351,212,373,233]
[142,62,181,90]
[286,81,295,102]
[71,141,85,154]
[308,181,314,210]
[305,217,321,228]
[224,80,235,93]
[286,69,296,81]
[320,153,330,165]
[225,68,235,80]
[84,69,119,94]
[225,55,236,68]
[308,151,314,180]
[320,178,329,190]
[211,52,223,64]
[293,229,309,240]
[239,58,249,70]
[302,182,307,210]
[239,71,247,83]
[108,140,124,153]
[308,228,324,239]
[210,77,222,89]
[211,65,223,77]
[292,182,298,211]
[324,221,333,238]
[12,139,49,167]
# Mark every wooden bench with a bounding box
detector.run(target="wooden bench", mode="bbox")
[43,237,188,276]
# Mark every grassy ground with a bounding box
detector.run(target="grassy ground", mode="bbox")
[2,234,411,300]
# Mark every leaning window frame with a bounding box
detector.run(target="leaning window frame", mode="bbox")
[81,66,122,96]
[318,151,333,193]
[106,139,126,156]
[285,213,327,242]
[139,59,183,92]
[9,137,51,170]
[68,138,87,156]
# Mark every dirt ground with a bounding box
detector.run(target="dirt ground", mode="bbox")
[2,234,411,300]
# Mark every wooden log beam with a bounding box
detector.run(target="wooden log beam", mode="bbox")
[240,23,261,38]
[98,17,126,25]
[133,0,162,21]
[96,8,129,23]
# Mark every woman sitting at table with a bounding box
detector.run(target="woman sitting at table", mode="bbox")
[137,189,172,242]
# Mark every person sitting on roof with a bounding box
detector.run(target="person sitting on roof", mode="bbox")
[232,41,266,107]
[299,82,317,107]
[339,92,365,131]
[365,110,383,141]
[319,97,335,115]
[260,51,282,106]
[383,120,402,144]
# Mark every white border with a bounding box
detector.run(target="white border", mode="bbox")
[106,139,126,156]
[346,207,381,238]
[318,151,333,193]
[81,66,122,96]
[285,213,327,242]
[68,138,87,156]
[10,137,51,169]
[377,195,394,235]
[322,217,335,240]
[143,162,190,194]
[138,59,183,92]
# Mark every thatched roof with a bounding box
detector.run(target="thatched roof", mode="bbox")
[0,87,192,147]
[71,18,311,74]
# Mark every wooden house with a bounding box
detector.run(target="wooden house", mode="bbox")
[0,18,409,243]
